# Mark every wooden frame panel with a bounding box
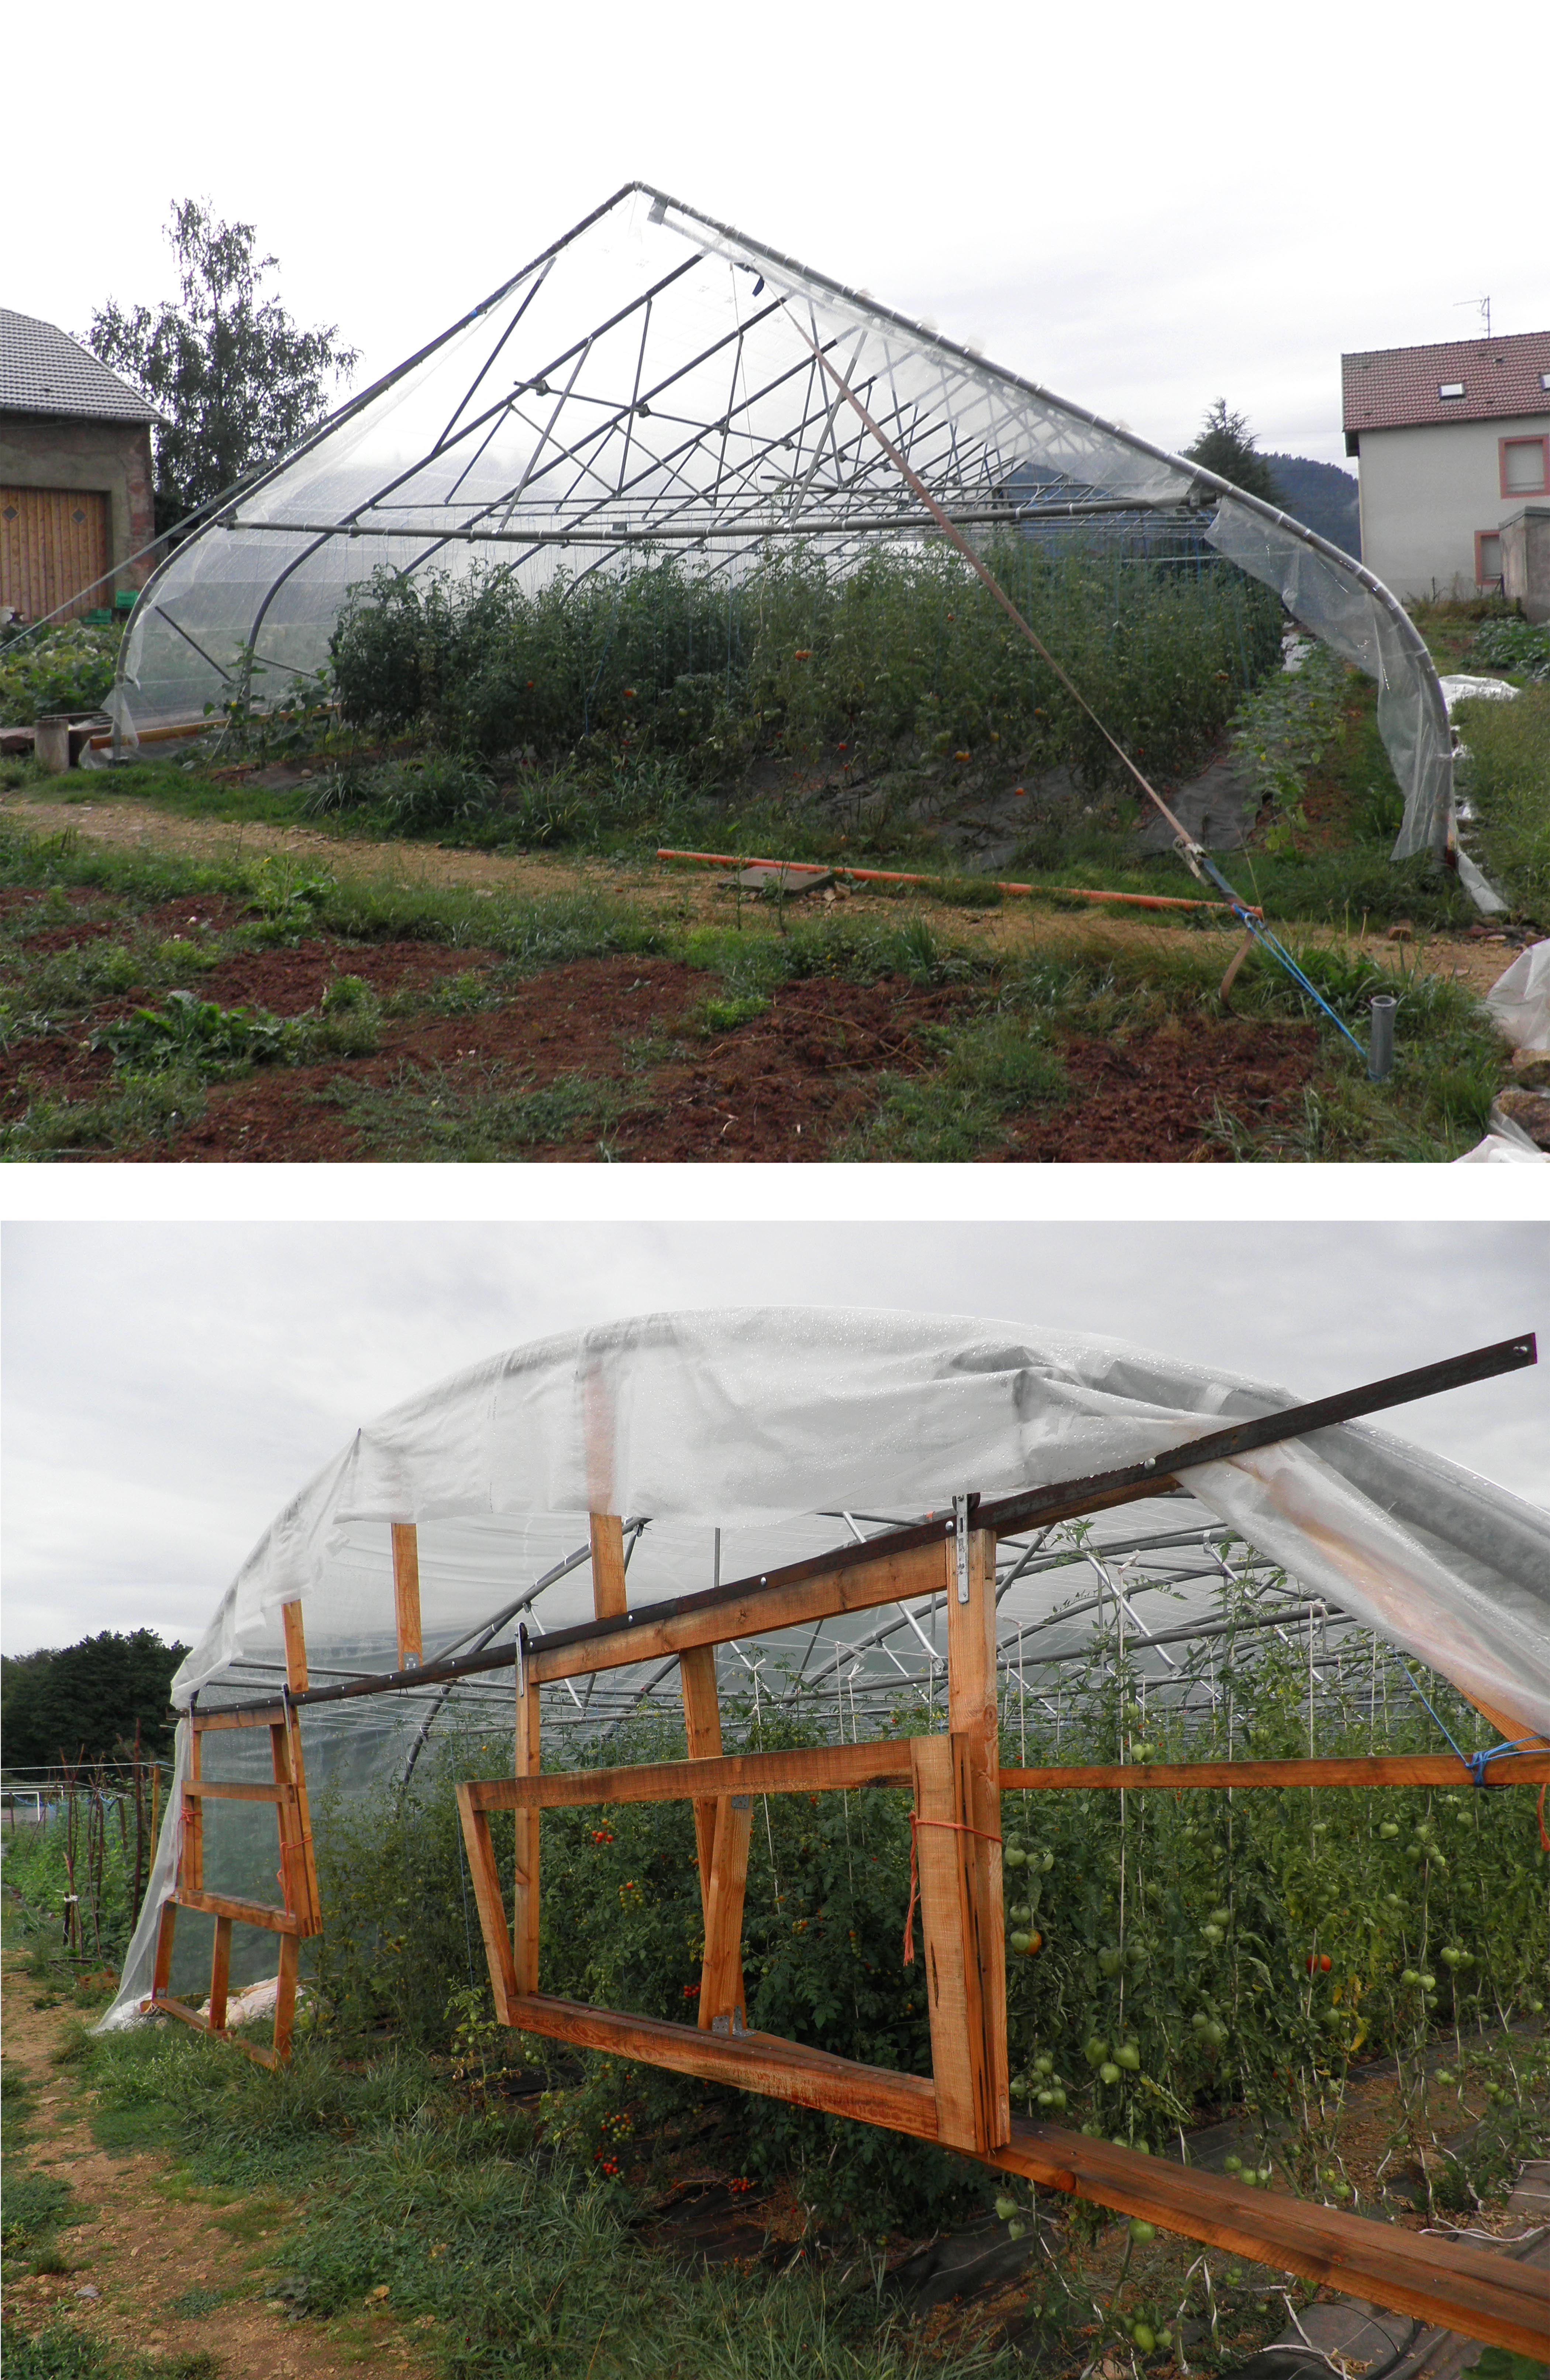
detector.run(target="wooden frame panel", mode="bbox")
[145,1598,320,2065]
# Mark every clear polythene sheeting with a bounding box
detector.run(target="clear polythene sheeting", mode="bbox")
[115,182,1452,887]
[99,1307,1550,2032]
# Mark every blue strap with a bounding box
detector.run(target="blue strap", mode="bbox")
[1195,854,1369,1061]
[1397,1662,1542,1783]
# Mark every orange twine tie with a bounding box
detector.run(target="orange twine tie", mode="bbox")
[903,1812,1003,1966]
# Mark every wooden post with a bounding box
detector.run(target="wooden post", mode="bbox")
[391,1524,423,1668]
[701,1796,752,2032]
[149,1898,177,2007]
[679,1643,748,2029]
[589,1513,628,1622]
[513,1655,541,1995]
[922,1511,1007,2154]
[278,1600,320,1930]
[184,1724,204,1894]
[209,1916,232,2032]
[273,1932,300,2062]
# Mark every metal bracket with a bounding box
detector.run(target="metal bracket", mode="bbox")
[712,2006,747,2037]
[954,1493,970,1603]
[516,1624,527,1701]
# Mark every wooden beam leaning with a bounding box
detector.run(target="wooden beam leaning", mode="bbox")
[454,1784,520,2022]
[390,1526,422,1669]
[465,1738,913,1813]
[499,1993,941,2140]
[999,1752,1550,1792]
[527,1535,951,1686]
[992,2122,1549,2359]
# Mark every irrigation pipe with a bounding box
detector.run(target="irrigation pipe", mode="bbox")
[789,319,1370,1063]
[656,848,1249,916]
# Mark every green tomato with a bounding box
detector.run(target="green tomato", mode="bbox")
[1009,1931,1031,1954]
[1098,1946,1123,1978]
[1158,2329,1173,2350]
[1434,2069,1455,2085]
[1419,1973,1436,1991]
[1005,1847,1027,1868]
[1008,2219,1026,2240]
[1086,2035,1110,2066]
[1191,2010,1208,2031]
[1400,1968,1420,1987]
[1037,2088,1055,2107]
[1129,2219,1156,2243]
[995,2195,1018,2222]
[1033,2053,1054,2076]
[1223,2154,1243,2173]
[1116,2043,1142,2072]
[1047,2086,1067,2111]
[1379,1821,1399,1838]
[1209,1906,1230,1927]
[1133,2324,1157,2353]
[1205,2020,1227,2048]
[1100,2061,1122,2085]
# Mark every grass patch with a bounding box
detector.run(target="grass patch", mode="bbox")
[1455,686,1550,922]
[326,1063,638,1161]
[0,2323,220,2380]
[842,1014,1070,1160]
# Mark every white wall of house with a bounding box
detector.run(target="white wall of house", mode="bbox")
[1355,412,1550,600]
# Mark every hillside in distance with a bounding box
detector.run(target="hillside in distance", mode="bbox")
[1263,453,1361,559]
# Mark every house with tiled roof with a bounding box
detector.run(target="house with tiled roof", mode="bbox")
[1341,327,1550,618]
[1,309,161,626]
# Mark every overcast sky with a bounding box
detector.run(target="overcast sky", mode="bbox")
[9,2,1546,474]
[2,1220,1544,1656]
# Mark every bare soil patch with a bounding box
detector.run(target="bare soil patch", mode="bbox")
[1003,1018,1319,1162]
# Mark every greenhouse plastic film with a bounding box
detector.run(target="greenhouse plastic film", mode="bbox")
[99,1308,1550,2033]
[114,183,1456,903]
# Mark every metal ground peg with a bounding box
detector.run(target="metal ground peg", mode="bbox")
[1367,995,1396,1082]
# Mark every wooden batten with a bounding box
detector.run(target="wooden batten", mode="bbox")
[677,1642,748,2028]
[469,1738,912,1813]
[513,1654,542,1995]
[280,1599,309,1693]
[390,1526,423,1668]
[455,1787,520,2022]
[944,1523,1008,2150]
[589,1513,628,1621]
[528,1535,952,1686]
[209,1917,232,2033]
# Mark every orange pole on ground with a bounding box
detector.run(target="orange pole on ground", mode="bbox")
[655,849,1253,918]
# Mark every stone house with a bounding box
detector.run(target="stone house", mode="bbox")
[0,309,161,625]
[1341,327,1550,618]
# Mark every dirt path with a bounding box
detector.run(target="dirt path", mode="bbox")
[0,1930,423,2374]
[5,787,1522,1000]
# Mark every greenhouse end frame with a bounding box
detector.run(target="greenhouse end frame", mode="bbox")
[447,1333,1548,2358]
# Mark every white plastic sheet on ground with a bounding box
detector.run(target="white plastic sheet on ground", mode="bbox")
[1486,940,1550,1053]
[98,1308,1550,2033]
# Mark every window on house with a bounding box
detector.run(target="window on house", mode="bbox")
[1501,436,1550,497]
[1438,381,1465,399]
[1541,371,1550,392]
[1476,532,1502,586]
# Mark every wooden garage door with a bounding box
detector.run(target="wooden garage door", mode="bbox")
[0,487,111,623]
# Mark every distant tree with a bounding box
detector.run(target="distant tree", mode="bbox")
[1,1630,188,1770]
[1184,399,1285,506]
[87,200,358,538]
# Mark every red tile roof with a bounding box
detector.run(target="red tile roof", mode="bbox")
[1342,329,1550,437]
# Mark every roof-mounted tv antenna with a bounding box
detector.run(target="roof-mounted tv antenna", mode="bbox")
[1455,295,1491,337]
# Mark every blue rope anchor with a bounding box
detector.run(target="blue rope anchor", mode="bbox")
[1196,854,1369,1062]
[1395,1662,1545,1785]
